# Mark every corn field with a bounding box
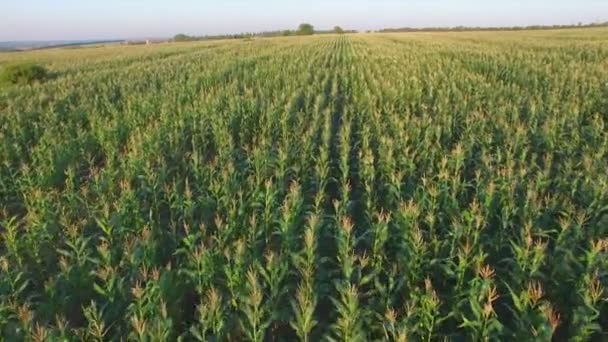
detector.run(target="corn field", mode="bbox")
[1,28,607,341]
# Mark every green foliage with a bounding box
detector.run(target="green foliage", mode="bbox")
[0,63,47,86]
[334,26,345,34]
[0,28,607,340]
[297,23,315,35]
[173,33,195,42]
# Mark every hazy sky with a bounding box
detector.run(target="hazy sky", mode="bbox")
[1,0,607,41]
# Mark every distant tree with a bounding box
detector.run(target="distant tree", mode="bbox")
[297,23,315,35]
[334,26,345,34]
[173,34,193,42]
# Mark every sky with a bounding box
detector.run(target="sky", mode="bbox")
[1,0,607,41]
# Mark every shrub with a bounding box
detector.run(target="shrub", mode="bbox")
[0,63,48,85]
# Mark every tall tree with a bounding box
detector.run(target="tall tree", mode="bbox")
[297,23,315,35]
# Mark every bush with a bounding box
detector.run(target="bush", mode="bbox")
[0,63,48,85]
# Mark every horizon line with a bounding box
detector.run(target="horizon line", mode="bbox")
[2,19,606,44]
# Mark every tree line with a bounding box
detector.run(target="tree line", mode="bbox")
[379,21,608,33]
[173,24,352,42]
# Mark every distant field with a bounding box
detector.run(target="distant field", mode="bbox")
[0,40,126,52]
[0,27,607,340]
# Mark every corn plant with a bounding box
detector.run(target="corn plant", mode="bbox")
[0,28,607,340]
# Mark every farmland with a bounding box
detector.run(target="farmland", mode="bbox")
[0,28,607,340]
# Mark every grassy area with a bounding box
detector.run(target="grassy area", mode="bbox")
[0,28,607,340]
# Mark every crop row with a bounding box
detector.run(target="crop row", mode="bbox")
[0,30,607,340]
